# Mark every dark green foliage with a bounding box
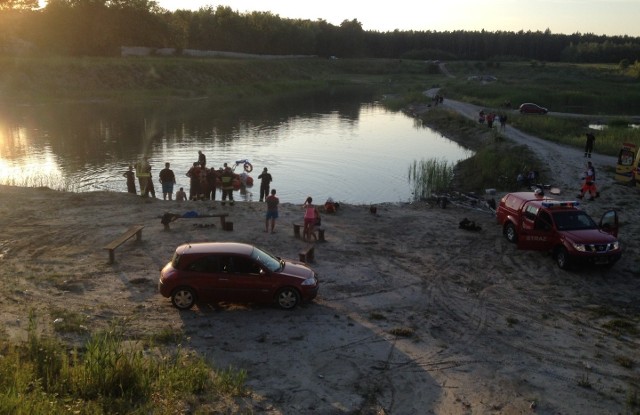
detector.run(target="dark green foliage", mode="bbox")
[1,3,640,62]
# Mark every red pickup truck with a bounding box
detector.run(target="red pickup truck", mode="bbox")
[496,192,621,269]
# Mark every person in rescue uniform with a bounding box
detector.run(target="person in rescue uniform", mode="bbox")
[221,163,235,205]
[577,161,598,201]
[135,157,151,197]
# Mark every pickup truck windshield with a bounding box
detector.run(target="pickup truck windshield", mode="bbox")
[552,211,597,231]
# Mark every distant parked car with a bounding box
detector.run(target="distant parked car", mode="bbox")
[519,103,548,114]
[159,242,319,310]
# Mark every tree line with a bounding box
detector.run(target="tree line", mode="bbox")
[1,0,640,64]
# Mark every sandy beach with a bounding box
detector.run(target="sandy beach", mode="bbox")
[1,99,639,414]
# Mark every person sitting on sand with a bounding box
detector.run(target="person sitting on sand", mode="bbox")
[176,187,187,202]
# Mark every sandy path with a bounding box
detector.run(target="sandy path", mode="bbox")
[440,95,616,191]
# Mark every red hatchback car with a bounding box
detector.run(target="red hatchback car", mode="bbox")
[519,103,548,114]
[159,242,319,310]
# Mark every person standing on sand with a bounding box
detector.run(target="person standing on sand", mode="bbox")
[265,189,279,233]
[206,166,218,201]
[584,132,596,158]
[303,196,320,242]
[186,162,201,200]
[198,150,206,167]
[145,162,156,198]
[221,165,235,206]
[159,162,176,200]
[577,161,598,200]
[123,165,136,194]
[258,167,273,202]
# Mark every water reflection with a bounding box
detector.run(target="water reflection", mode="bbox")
[0,93,472,204]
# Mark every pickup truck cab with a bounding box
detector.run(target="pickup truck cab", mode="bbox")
[496,192,621,269]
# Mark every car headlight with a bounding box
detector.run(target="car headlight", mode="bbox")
[572,242,586,252]
[611,241,620,250]
[302,277,317,286]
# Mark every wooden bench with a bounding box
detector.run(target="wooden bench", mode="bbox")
[103,225,144,264]
[162,213,229,230]
[293,223,325,242]
[299,244,315,263]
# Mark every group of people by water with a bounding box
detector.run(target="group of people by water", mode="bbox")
[122,150,273,206]
[122,150,338,236]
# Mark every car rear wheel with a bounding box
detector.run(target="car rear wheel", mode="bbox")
[276,287,300,310]
[555,247,571,270]
[504,223,517,243]
[171,287,196,310]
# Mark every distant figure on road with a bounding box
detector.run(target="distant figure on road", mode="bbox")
[584,132,596,158]
[499,114,508,130]
[486,112,495,128]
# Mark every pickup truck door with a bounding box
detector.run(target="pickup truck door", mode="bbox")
[599,210,619,237]
[517,208,555,251]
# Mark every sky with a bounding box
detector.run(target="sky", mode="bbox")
[155,0,640,37]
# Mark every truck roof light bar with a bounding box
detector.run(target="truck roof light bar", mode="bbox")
[541,201,580,208]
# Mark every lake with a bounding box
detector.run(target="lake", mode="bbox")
[0,93,471,204]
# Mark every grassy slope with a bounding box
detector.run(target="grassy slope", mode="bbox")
[0,56,435,102]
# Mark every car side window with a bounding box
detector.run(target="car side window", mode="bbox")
[535,211,553,231]
[187,255,221,273]
[220,256,233,273]
[524,205,538,221]
[232,256,262,275]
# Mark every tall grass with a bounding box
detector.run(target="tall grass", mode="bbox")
[454,142,540,192]
[0,313,247,414]
[408,158,454,200]
[443,61,640,116]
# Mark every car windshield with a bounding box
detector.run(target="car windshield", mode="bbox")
[250,246,283,272]
[553,211,597,231]
[171,252,181,267]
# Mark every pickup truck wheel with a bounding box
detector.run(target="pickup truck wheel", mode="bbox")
[555,247,571,270]
[504,223,517,243]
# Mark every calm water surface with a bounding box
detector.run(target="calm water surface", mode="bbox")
[0,95,471,204]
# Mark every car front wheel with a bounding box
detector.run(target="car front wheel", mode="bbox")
[276,287,300,310]
[555,247,571,270]
[171,287,196,310]
[504,223,517,243]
